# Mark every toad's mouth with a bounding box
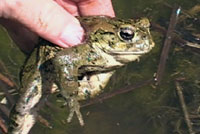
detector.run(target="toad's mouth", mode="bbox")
[107,44,152,55]
[108,50,150,55]
[106,40,155,55]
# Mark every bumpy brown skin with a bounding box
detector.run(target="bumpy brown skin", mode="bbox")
[8,16,154,134]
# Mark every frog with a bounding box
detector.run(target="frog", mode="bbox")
[8,16,155,134]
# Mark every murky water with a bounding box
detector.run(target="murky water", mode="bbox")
[1,0,200,134]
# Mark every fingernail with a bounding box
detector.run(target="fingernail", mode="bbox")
[60,22,84,47]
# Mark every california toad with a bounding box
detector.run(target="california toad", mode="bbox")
[8,16,155,134]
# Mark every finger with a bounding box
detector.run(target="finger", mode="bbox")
[2,0,84,48]
[54,0,79,16]
[75,0,115,17]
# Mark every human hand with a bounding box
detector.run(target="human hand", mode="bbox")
[0,0,115,52]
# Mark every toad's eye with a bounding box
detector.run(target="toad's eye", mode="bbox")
[119,27,135,41]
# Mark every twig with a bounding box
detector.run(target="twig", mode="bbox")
[156,3,200,50]
[154,5,181,85]
[164,2,200,23]
[0,81,15,105]
[0,60,18,89]
[152,23,200,50]
[81,78,153,107]
[37,115,52,129]
[185,41,200,49]
[0,116,7,134]
[175,81,195,134]
[0,73,15,88]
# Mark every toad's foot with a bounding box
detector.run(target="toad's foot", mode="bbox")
[67,97,84,126]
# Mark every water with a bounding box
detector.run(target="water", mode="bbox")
[1,0,200,134]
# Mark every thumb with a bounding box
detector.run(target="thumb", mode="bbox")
[1,0,84,47]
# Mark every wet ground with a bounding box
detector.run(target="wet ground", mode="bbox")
[1,0,200,134]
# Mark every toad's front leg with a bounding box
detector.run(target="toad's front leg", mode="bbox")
[53,55,84,126]
[67,96,84,126]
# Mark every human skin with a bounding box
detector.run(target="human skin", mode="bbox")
[0,0,115,52]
